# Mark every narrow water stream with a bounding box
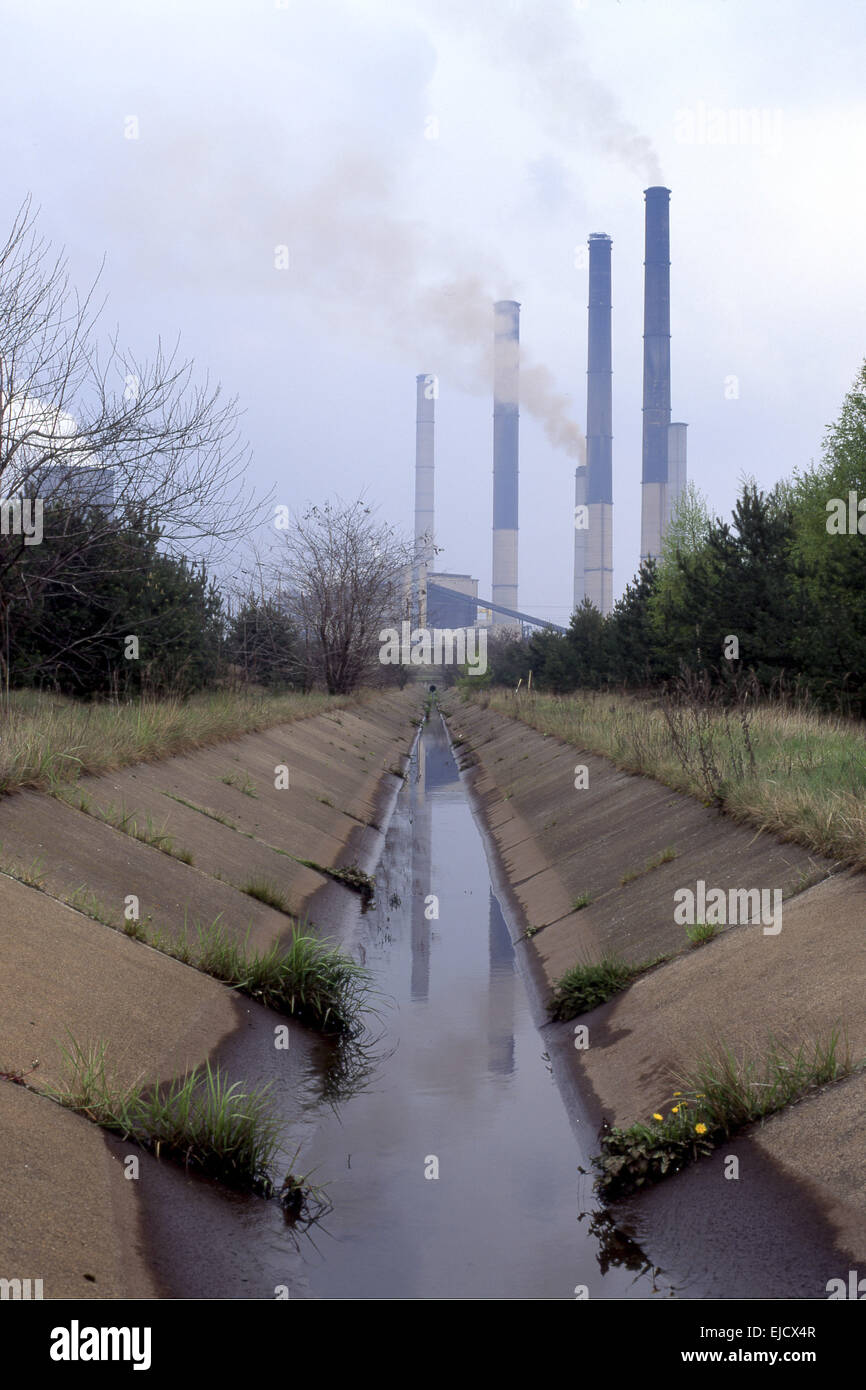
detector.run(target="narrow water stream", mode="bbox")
[147,714,676,1299]
[257,713,674,1300]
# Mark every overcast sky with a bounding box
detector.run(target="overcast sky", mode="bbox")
[4,0,866,622]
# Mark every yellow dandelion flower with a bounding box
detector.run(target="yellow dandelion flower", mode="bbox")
[672,1106,680,1114]
[695,1123,708,1135]
[652,1113,664,1122]
[673,1091,682,1097]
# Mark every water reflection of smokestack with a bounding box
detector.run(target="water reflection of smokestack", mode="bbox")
[410,736,432,1001]
[487,890,515,1075]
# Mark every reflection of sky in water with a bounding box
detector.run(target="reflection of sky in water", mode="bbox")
[269,716,668,1300]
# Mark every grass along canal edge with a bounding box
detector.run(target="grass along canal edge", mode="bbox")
[0,688,367,797]
[470,685,866,870]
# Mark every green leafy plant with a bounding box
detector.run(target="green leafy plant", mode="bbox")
[595,1030,854,1201]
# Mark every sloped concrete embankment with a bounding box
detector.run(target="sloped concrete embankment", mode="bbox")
[443,697,866,1295]
[0,690,422,1298]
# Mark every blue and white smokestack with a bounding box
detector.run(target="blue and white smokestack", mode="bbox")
[492,299,520,626]
[640,186,672,562]
[584,233,613,614]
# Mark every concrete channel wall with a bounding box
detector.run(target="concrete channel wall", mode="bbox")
[443,695,866,1293]
[0,690,422,1298]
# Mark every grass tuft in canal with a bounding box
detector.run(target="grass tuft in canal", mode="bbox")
[151,915,373,1037]
[684,920,722,948]
[620,846,678,886]
[54,790,195,865]
[594,1029,856,1201]
[548,952,665,1021]
[239,876,290,912]
[47,1036,281,1195]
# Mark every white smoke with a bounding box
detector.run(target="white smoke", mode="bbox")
[287,156,588,462]
[107,0,666,467]
[419,0,664,186]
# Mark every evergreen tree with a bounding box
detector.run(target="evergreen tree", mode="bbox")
[1,504,224,696]
[606,560,664,686]
[788,360,866,709]
[225,598,300,689]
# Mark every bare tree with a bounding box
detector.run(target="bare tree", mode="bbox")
[0,197,268,694]
[275,498,413,694]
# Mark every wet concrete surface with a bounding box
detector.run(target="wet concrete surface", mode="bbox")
[615,1133,858,1300]
[139,714,673,1299]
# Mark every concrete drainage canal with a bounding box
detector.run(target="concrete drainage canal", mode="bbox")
[138,711,675,1300]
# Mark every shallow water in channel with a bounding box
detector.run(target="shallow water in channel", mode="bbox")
[245,714,672,1300]
[142,714,674,1299]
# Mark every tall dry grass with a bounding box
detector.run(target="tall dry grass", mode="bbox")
[475,688,866,868]
[0,688,363,795]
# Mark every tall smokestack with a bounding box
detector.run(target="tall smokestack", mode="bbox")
[584,233,613,615]
[492,300,520,625]
[573,463,587,608]
[640,187,672,563]
[414,372,435,626]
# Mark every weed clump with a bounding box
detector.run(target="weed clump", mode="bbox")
[240,877,290,913]
[48,1037,281,1194]
[184,918,372,1036]
[620,846,678,886]
[549,952,663,1022]
[685,920,722,948]
[595,1030,854,1201]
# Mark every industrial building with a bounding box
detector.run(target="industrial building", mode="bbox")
[37,463,116,510]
